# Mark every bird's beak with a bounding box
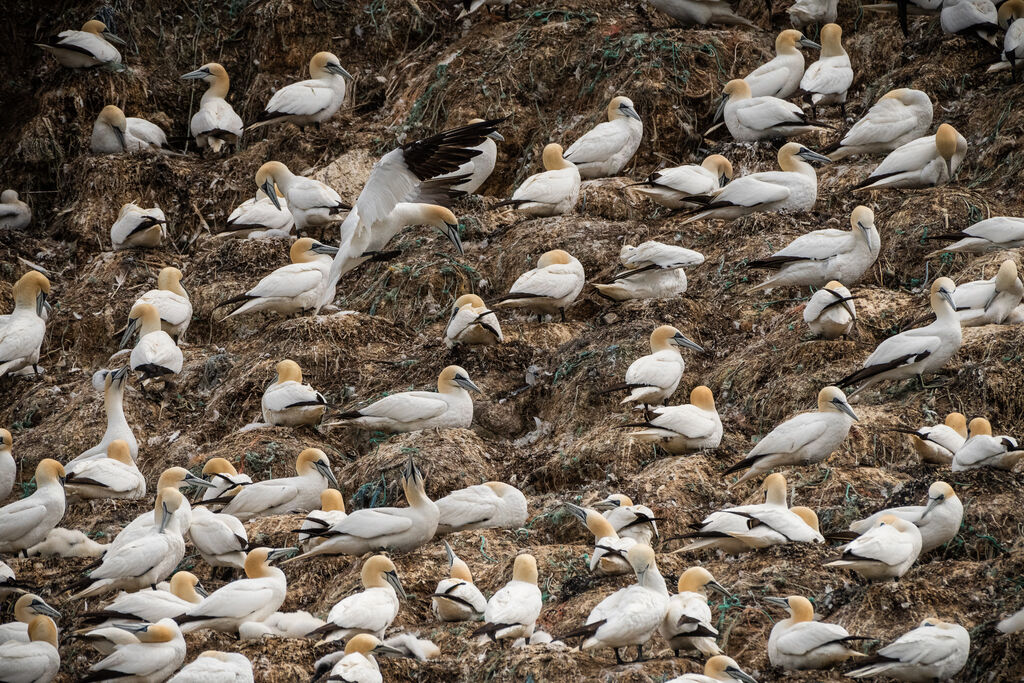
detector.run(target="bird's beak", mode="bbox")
[714,95,729,122]
[311,242,340,256]
[181,69,207,80]
[798,148,833,164]
[944,157,954,179]
[185,473,217,489]
[763,596,790,609]
[487,130,505,142]
[563,503,588,524]
[726,666,759,683]
[268,547,299,562]
[114,622,150,633]
[326,63,353,79]
[443,540,456,567]
[32,599,62,619]
[921,494,944,520]
[111,366,131,386]
[36,292,48,317]
[635,565,648,585]
[983,290,999,312]
[194,583,209,598]
[672,332,705,353]
[442,222,464,255]
[385,569,407,599]
[857,221,871,235]
[103,30,127,46]
[939,288,955,309]
[454,374,481,393]
[315,460,340,489]
[799,37,821,49]
[707,581,731,597]
[720,172,730,186]
[591,498,619,510]
[58,474,66,486]
[262,180,282,210]
[373,643,408,658]
[158,501,173,534]
[621,105,642,122]
[832,398,859,421]
[119,318,139,349]
[111,124,126,151]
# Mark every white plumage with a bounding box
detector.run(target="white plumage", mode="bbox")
[767,596,865,670]
[254,162,348,233]
[69,368,137,465]
[91,106,169,154]
[436,482,528,533]
[0,190,31,230]
[828,89,933,160]
[594,241,704,301]
[925,216,1024,255]
[744,30,818,99]
[110,203,167,250]
[65,440,145,501]
[789,0,838,26]
[563,96,643,178]
[132,267,192,342]
[951,259,1024,326]
[434,119,502,193]
[494,249,586,320]
[799,24,853,113]
[648,0,756,26]
[77,572,205,628]
[85,619,186,682]
[665,655,759,683]
[26,528,105,558]
[593,494,658,545]
[444,294,503,348]
[941,0,999,43]
[826,515,923,580]
[0,271,49,379]
[432,542,487,622]
[659,567,727,657]
[677,472,791,555]
[0,460,65,554]
[496,143,580,216]
[0,430,12,503]
[565,504,636,576]
[609,325,703,406]
[626,385,722,455]
[0,594,61,646]
[310,556,405,643]
[215,449,337,521]
[0,616,59,683]
[188,506,248,570]
[894,412,967,465]
[628,156,732,209]
[261,359,326,426]
[182,63,243,152]
[952,417,1024,471]
[717,79,828,141]
[201,458,252,502]
[125,302,182,380]
[168,651,254,683]
[855,124,967,189]
[221,191,295,240]
[37,20,123,68]
[297,490,346,553]
[850,481,962,553]
[804,281,857,339]
[473,554,542,643]
[249,52,351,129]
[848,619,969,682]
[238,611,325,640]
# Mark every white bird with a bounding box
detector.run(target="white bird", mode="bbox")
[766,595,866,669]
[168,651,254,683]
[493,249,586,321]
[924,216,1024,256]
[724,387,858,483]
[436,481,528,533]
[890,412,967,465]
[602,325,703,406]
[681,143,832,223]
[660,567,729,657]
[83,619,186,683]
[557,544,669,664]
[666,655,760,683]
[0,190,31,230]
[188,506,248,570]
[0,429,13,502]
[838,278,962,395]
[457,0,513,19]
[799,24,853,117]
[69,367,137,465]
[261,359,327,427]
[998,606,1024,633]
[591,493,659,545]
[431,541,487,622]
[716,79,831,142]
[381,633,440,661]
[0,615,59,683]
[593,241,705,301]
[951,259,1024,326]
[854,124,967,190]
[91,105,170,154]
[110,203,167,250]
[122,302,182,381]
[743,30,820,99]
[0,459,65,554]
[722,506,824,550]
[789,0,839,25]
[214,237,339,318]
[862,0,942,35]
[26,528,105,558]
[563,96,643,178]
[0,560,29,600]
[0,594,61,645]
[248,52,351,130]
[130,267,191,343]
[213,448,338,521]
[65,439,146,501]
[238,611,325,640]
[989,0,1024,81]
[434,118,503,193]
[941,0,999,44]
[297,489,347,553]
[76,572,206,628]
[444,294,502,348]
[176,547,294,633]
[952,417,1024,471]
[827,514,923,579]
[647,0,756,26]
[847,618,970,681]
[627,155,733,209]
[624,385,723,455]
[804,281,857,339]
[219,189,295,240]
[329,365,480,433]
[850,481,962,554]
[200,458,251,502]
[0,271,50,378]
[492,143,580,216]
[472,554,542,643]
[181,63,244,153]
[674,472,791,554]
[36,19,124,68]
[107,468,214,550]
[564,503,636,576]
[827,89,934,160]
[307,555,406,643]
[254,161,349,234]
[317,634,403,683]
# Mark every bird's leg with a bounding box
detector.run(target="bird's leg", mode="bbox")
[537,314,543,324]
[674,648,681,658]
[33,364,40,375]
[559,307,566,323]
[898,0,909,37]
[918,374,951,390]
[614,648,624,665]
[504,2,510,18]
[634,644,644,662]
[840,102,847,120]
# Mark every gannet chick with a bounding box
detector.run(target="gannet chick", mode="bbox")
[444,294,503,348]
[724,506,824,549]
[563,96,643,178]
[847,618,969,681]
[744,30,820,99]
[472,554,542,643]
[557,544,669,664]
[853,123,967,189]
[675,473,790,554]
[0,594,61,645]
[492,143,580,216]
[36,19,124,68]
[168,651,254,683]
[0,190,31,230]
[436,481,527,533]
[110,203,167,250]
[77,571,205,628]
[952,417,1024,470]
[248,52,351,130]
[434,119,504,193]
[827,89,933,160]
[65,439,146,501]
[319,634,403,683]
[296,490,347,552]
[989,0,1024,81]
[998,606,1024,633]
[0,271,50,378]
[432,541,487,622]
[83,619,186,682]
[766,596,866,669]
[261,359,326,427]
[790,0,839,25]
[799,24,853,117]
[681,143,832,223]
[837,278,962,395]
[667,655,759,683]
[564,503,636,575]
[91,105,170,154]
[26,528,105,558]
[254,162,348,233]
[69,367,137,465]
[188,506,247,570]
[122,302,182,380]
[181,63,244,152]
[0,615,59,683]
[951,259,1024,326]
[306,555,406,643]
[213,448,337,521]
[827,514,923,579]
[175,548,294,633]
[593,242,705,301]
[717,80,831,142]
[237,610,325,640]
[130,267,191,343]
[330,365,480,433]
[0,430,13,502]
[0,459,65,554]
[214,237,339,317]
[648,0,756,26]
[201,458,251,501]
[601,325,704,407]
[660,567,729,657]
[220,189,295,240]
[628,155,733,209]
[850,482,962,553]
[623,385,723,455]
[925,216,1024,255]
[890,412,967,465]
[592,494,659,545]
[804,281,857,339]
[493,249,586,321]
[941,0,999,44]
[724,387,857,483]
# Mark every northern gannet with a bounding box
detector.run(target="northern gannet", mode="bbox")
[722,505,824,550]
[435,481,528,533]
[431,541,487,622]
[316,634,403,683]
[623,385,723,455]
[952,417,1024,470]
[940,0,999,44]
[862,0,943,36]
[804,281,857,339]
[168,651,254,682]
[674,472,790,554]
[717,80,831,141]
[592,494,659,545]
[766,596,866,669]
[789,0,839,25]
[666,655,759,683]
[175,547,294,633]
[69,367,137,465]
[648,0,756,26]
[77,571,205,627]
[238,610,325,640]
[837,278,962,395]
[850,481,962,553]
[853,124,967,189]
[491,143,580,216]
[91,105,170,154]
[444,294,503,348]
[220,189,295,240]
[799,24,853,117]
[724,387,857,483]
[660,567,729,657]
[188,506,248,570]
[0,190,31,230]
[563,96,643,178]
[493,249,586,321]
[925,216,1024,255]
[989,0,1024,81]
[0,615,59,683]
[181,63,244,153]
[108,467,214,548]
[65,439,146,501]
[826,514,923,579]
[743,30,820,99]
[0,459,65,554]
[0,594,61,645]
[951,259,1024,326]
[434,118,504,193]
[0,271,50,378]
[681,143,831,223]
[83,619,186,682]
[36,19,124,68]
[0,560,29,599]
[565,503,636,576]
[329,365,480,433]
[307,555,406,643]
[248,52,351,130]
[627,155,733,209]
[847,618,969,681]
[601,325,703,407]
[0,430,13,502]
[593,241,705,301]
[213,448,338,521]
[122,302,182,380]
[130,267,191,343]
[254,162,348,233]
[890,412,967,464]
[297,490,347,552]
[110,202,167,250]
[73,624,141,656]
[201,457,251,501]
[262,359,327,426]
[827,89,933,160]
[472,553,542,643]
[26,527,105,558]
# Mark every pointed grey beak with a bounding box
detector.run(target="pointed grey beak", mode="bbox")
[763,596,790,609]
[454,374,481,393]
[268,547,299,562]
[983,290,999,312]
[798,148,833,164]
[31,599,62,619]
[443,222,464,255]
[103,31,127,46]
[315,460,339,489]
[181,68,208,80]
[726,666,759,683]
[119,317,139,349]
[111,124,126,151]
[720,172,730,186]
[185,473,217,489]
[672,332,704,353]
[326,63,353,79]
[194,583,209,598]
[262,180,282,211]
[487,130,505,142]
[832,397,859,421]
[591,498,619,511]
[635,564,649,585]
[939,288,955,309]
[707,580,731,597]
[857,221,871,235]
[620,105,642,122]
[111,366,131,386]
[36,292,48,317]
[563,502,588,524]
[114,622,151,633]
[385,569,407,599]
[443,540,457,568]
[311,242,340,256]
[373,643,407,658]
[714,95,729,122]
[158,501,173,534]
[944,156,954,180]
[921,494,944,520]
[798,37,821,49]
